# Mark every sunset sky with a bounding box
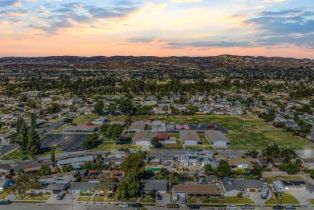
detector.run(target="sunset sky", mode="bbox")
[0,0,314,58]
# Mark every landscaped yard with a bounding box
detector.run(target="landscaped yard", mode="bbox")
[1,149,26,160]
[265,192,299,205]
[225,196,254,204]
[15,194,50,202]
[140,194,155,203]
[309,199,314,205]
[94,141,141,151]
[78,196,92,202]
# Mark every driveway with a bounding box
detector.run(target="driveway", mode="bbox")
[289,191,313,205]
[156,192,170,207]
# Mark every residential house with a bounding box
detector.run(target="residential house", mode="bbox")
[273,181,285,193]
[143,180,168,194]
[57,156,94,169]
[204,130,230,149]
[221,177,263,196]
[69,182,97,194]
[132,131,157,146]
[227,157,256,170]
[128,121,146,132]
[92,117,109,126]
[172,184,222,204]
[151,121,167,133]
[180,130,201,145]
[64,125,97,133]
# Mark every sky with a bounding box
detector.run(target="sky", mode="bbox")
[0,0,314,58]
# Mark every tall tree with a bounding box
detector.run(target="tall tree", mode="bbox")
[13,171,39,198]
[27,114,41,156]
[94,100,104,115]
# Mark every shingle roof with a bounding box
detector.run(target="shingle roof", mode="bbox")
[70,182,97,191]
[143,180,168,192]
[173,184,221,195]
[222,177,263,192]
[204,130,230,143]
[179,130,200,142]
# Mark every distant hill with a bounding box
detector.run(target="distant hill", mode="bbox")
[0,55,313,71]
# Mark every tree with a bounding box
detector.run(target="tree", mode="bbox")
[204,164,214,175]
[13,171,39,198]
[39,165,51,176]
[245,149,259,158]
[116,152,146,199]
[94,100,104,115]
[151,137,162,148]
[27,114,41,156]
[51,147,56,168]
[16,119,29,154]
[215,160,231,178]
[83,134,100,150]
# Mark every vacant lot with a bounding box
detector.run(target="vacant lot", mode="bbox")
[75,114,314,150]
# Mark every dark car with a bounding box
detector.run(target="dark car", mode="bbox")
[188,204,201,209]
[56,192,66,200]
[156,193,162,200]
[241,204,255,209]
[273,205,284,210]
[0,200,10,205]
[130,203,142,208]
[167,204,180,208]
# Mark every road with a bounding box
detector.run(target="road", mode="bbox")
[0,203,311,210]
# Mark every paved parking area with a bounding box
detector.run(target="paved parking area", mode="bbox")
[156,192,170,207]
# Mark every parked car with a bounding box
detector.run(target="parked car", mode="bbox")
[156,192,162,200]
[119,203,129,208]
[167,204,180,208]
[273,205,284,210]
[0,200,10,205]
[129,203,142,208]
[242,191,250,197]
[241,204,255,209]
[188,204,201,209]
[227,205,238,210]
[284,205,296,210]
[56,192,66,200]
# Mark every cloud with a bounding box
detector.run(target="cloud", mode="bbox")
[171,0,202,3]
[168,40,252,48]
[0,0,19,7]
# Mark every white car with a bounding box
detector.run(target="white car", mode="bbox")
[119,203,129,208]
[242,191,250,197]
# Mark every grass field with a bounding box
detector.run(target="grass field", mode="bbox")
[73,114,313,150]
[130,115,313,149]
[265,192,299,205]
[78,196,92,202]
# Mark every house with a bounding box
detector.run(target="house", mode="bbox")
[64,125,97,133]
[157,133,169,141]
[57,156,94,169]
[132,131,157,146]
[204,130,230,149]
[69,182,97,194]
[175,124,190,130]
[143,180,168,194]
[282,180,306,191]
[128,121,146,132]
[227,157,256,170]
[0,178,14,193]
[172,184,222,203]
[151,121,166,133]
[0,132,14,145]
[302,159,314,169]
[221,177,263,196]
[180,130,200,145]
[273,181,285,193]
[46,183,70,194]
[12,160,50,173]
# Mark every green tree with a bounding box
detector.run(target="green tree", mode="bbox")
[94,100,104,115]
[215,160,231,178]
[83,134,100,150]
[13,171,39,198]
[204,164,214,175]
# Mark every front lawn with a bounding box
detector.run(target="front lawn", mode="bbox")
[141,194,155,203]
[225,196,254,204]
[78,196,92,202]
[265,192,299,205]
